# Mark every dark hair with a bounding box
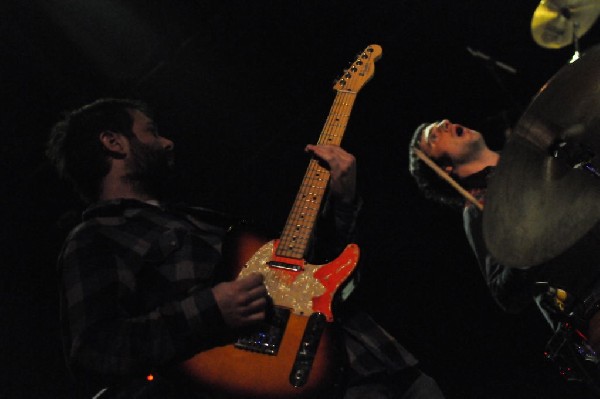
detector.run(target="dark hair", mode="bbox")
[408,122,465,209]
[46,98,151,202]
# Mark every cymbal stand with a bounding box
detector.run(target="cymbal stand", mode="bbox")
[551,139,600,178]
[570,19,581,63]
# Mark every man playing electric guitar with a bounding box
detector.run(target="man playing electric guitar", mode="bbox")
[49,95,444,398]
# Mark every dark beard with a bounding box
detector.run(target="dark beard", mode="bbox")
[125,139,177,200]
[458,137,487,165]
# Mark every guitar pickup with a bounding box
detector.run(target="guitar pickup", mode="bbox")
[234,307,290,355]
[267,260,303,272]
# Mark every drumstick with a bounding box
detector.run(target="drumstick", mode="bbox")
[413,147,484,211]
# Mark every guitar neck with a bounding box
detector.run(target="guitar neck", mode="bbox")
[276,91,358,259]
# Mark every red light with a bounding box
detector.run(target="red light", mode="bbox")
[146,374,154,381]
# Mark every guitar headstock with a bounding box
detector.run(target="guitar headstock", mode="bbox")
[333,44,382,93]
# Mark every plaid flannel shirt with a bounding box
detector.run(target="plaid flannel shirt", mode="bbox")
[59,198,417,398]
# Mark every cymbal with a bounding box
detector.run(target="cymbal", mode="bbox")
[483,44,600,268]
[531,0,600,49]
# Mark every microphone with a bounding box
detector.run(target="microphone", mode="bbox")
[466,47,517,74]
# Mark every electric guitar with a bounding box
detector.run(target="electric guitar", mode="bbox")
[179,44,383,398]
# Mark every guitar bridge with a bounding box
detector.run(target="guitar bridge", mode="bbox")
[234,307,290,355]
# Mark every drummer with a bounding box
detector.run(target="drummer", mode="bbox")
[408,119,600,390]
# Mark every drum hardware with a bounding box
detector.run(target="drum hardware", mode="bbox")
[531,0,600,62]
[550,138,600,178]
[536,283,600,390]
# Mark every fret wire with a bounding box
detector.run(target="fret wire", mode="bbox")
[281,221,316,234]
[287,209,319,217]
[281,228,313,236]
[298,186,327,195]
[318,92,355,145]
[278,240,309,249]
[280,226,312,239]
[281,236,309,244]
[279,239,310,248]
[284,222,316,230]
[282,214,319,231]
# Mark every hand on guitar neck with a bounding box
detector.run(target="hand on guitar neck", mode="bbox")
[305,144,357,205]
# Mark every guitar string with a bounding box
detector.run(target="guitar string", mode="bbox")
[282,92,355,257]
[266,67,365,310]
[278,90,357,259]
[279,91,346,257]
[278,95,338,257]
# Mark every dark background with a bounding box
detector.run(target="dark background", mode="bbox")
[2,1,600,397]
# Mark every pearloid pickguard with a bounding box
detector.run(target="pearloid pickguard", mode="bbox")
[238,241,324,316]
